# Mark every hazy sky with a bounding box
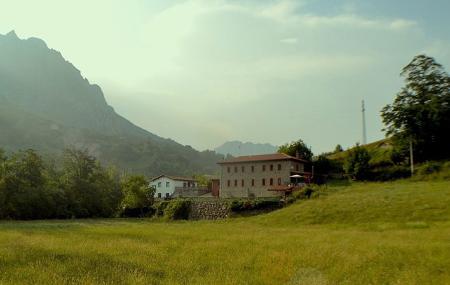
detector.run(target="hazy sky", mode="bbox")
[2,0,450,153]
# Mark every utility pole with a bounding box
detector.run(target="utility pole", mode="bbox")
[361,100,367,145]
[410,138,414,176]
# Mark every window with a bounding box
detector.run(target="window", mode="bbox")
[166,182,170,187]
[165,193,170,198]
[234,166,238,173]
[296,164,299,171]
[270,178,273,186]
[241,166,245,172]
[227,167,231,173]
[278,178,282,185]
[270,164,273,171]
[262,178,266,186]
[262,165,266,171]
[227,180,231,187]
[183,182,187,187]
[158,193,162,198]
[241,179,244,187]
[157,182,162,188]
[234,180,238,187]
[278,164,282,171]
[251,179,255,187]
[251,166,255,172]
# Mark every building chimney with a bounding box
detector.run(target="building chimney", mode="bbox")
[295,150,300,159]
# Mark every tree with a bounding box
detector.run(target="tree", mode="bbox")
[343,144,371,180]
[313,155,333,175]
[278,139,313,161]
[334,144,343,153]
[0,150,51,219]
[193,174,209,187]
[120,175,155,217]
[61,149,121,218]
[381,54,450,161]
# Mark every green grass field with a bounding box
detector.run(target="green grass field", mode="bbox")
[1,180,449,284]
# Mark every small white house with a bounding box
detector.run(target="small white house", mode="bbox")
[150,175,198,198]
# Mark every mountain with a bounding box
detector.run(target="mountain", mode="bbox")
[214,141,278,156]
[0,31,222,176]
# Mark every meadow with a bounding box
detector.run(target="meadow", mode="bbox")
[0,179,449,284]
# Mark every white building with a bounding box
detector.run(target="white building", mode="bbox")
[150,175,198,198]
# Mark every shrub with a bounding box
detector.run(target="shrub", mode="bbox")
[229,198,281,212]
[120,206,155,218]
[252,199,282,210]
[154,201,170,217]
[164,199,191,220]
[369,165,410,181]
[417,161,442,176]
[343,144,371,180]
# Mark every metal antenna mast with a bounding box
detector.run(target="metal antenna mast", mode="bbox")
[362,100,367,145]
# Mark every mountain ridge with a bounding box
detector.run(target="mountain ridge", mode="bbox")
[0,31,222,176]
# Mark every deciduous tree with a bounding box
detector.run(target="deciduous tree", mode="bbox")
[381,54,450,161]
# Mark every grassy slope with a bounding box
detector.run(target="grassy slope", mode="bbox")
[0,180,449,284]
[328,138,393,166]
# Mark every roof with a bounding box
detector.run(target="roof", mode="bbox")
[150,175,197,182]
[217,153,308,164]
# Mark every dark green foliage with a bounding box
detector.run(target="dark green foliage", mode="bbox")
[278,139,313,161]
[120,175,155,217]
[334,144,343,153]
[154,201,170,217]
[381,54,450,162]
[368,166,410,181]
[60,149,122,218]
[229,199,282,212]
[416,162,442,176]
[292,186,316,200]
[412,161,450,181]
[343,144,371,180]
[0,150,53,219]
[0,148,129,220]
[164,199,191,220]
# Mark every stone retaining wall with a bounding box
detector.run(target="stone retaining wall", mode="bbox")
[189,200,230,220]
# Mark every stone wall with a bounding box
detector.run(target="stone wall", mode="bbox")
[188,200,230,220]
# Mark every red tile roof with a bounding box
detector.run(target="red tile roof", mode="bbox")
[217,153,307,164]
[150,175,197,182]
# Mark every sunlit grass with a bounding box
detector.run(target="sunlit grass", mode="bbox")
[1,180,449,284]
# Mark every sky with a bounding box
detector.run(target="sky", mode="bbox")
[1,0,450,153]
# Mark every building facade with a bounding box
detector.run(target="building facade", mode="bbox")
[150,175,198,198]
[218,153,307,198]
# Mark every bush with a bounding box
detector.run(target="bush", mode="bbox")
[369,165,410,181]
[343,144,371,180]
[292,186,316,200]
[229,198,282,212]
[164,199,191,220]
[120,206,155,218]
[154,201,170,217]
[417,162,442,176]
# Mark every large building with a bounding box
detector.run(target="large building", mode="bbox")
[218,153,309,198]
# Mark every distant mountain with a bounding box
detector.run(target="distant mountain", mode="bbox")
[0,31,222,176]
[215,141,277,156]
